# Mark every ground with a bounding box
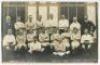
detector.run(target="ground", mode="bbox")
[2,42,98,63]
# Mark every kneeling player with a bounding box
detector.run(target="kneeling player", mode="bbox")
[28,38,44,54]
[51,38,70,56]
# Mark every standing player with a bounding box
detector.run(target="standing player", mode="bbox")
[5,15,12,29]
[59,15,69,34]
[25,15,36,31]
[44,14,55,41]
[14,17,25,30]
[70,17,81,40]
[36,15,44,39]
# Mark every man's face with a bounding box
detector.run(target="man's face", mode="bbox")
[73,17,77,22]
[7,29,12,35]
[49,15,53,19]
[17,17,21,21]
[84,16,88,22]
[84,29,88,34]
[61,15,65,19]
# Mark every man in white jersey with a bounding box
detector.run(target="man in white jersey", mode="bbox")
[25,15,36,31]
[51,30,61,41]
[14,17,25,30]
[39,30,49,47]
[45,14,56,35]
[27,29,36,43]
[71,40,80,51]
[36,15,44,39]
[70,17,81,40]
[59,15,69,34]
[51,38,70,56]
[61,29,70,52]
[3,29,16,50]
[28,37,44,54]
[81,29,94,50]
[51,30,70,56]
[14,29,27,50]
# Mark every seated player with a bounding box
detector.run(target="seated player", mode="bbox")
[27,29,37,43]
[61,29,70,52]
[61,29,70,39]
[3,29,16,50]
[28,37,44,54]
[51,30,61,41]
[51,38,70,56]
[14,29,27,50]
[71,40,80,50]
[81,29,94,50]
[39,30,49,47]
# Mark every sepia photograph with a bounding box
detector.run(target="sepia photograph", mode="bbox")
[1,1,98,63]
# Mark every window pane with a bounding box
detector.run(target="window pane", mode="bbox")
[69,6,76,23]
[17,7,25,22]
[77,7,85,23]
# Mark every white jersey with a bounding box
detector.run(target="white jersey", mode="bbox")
[15,35,26,49]
[16,34,26,42]
[36,21,43,28]
[70,22,81,40]
[52,40,67,52]
[61,32,70,39]
[28,41,42,51]
[25,21,36,30]
[39,33,49,46]
[51,33,61,41]
[27,33,34,42]
[70,22,81,31]
[44,19,56,27]
[61,39,70,48]
[71,40,80,50]
[39,33,49,42]
[14,21,25,30]
[81,34,94,44]
[59,19,69,28]
[3,34,16,47]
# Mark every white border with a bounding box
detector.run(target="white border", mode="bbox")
[0,0,99,65]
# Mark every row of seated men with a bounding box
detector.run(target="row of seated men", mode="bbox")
[3,15,96,56]
[3,29,95,56]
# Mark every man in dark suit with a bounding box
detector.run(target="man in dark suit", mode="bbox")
[81,15,96,34]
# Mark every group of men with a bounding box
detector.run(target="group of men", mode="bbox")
[3,14,96,56]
